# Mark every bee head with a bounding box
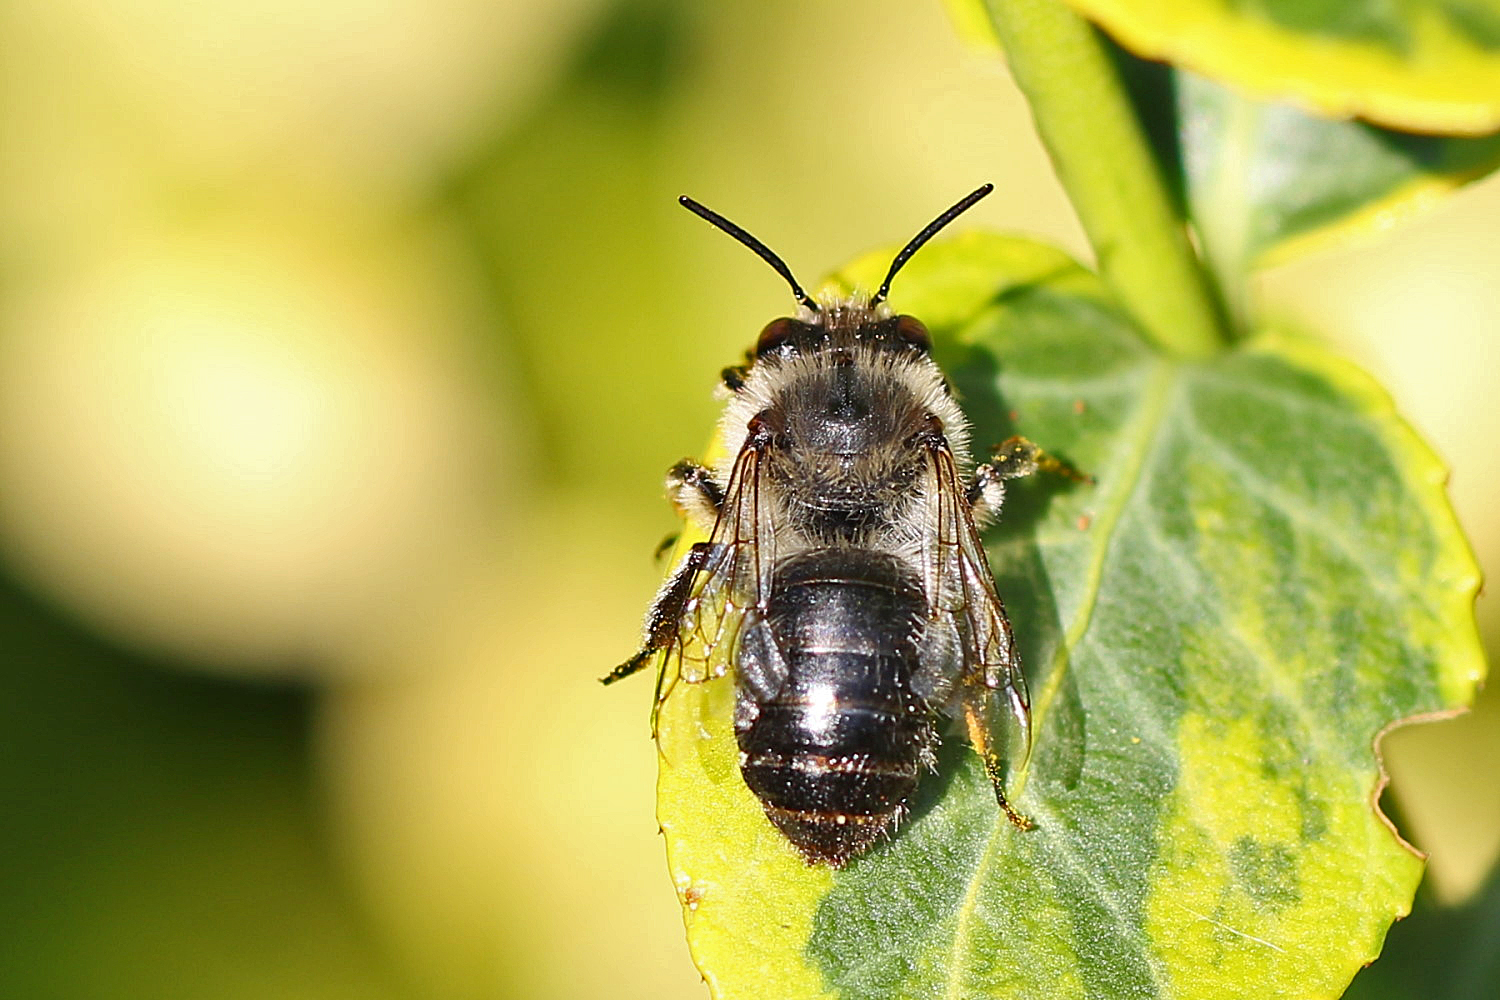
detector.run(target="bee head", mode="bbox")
[678,183,993,358]
[752,311,932,360]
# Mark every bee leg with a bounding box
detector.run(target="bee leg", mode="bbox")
[652,533,681,562]
[666,460,725,533]
[969,436,1090,523]
[720,365,750,392]
[601,541,713,685]
[719,349,755,394]
[967,462,1010,525]
[602,649,654,686]
[961,693,1034,831]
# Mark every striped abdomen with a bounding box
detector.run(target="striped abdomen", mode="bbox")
[735,548,933,867]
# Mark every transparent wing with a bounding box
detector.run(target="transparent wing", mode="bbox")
[651,440,773,729]
[923,438,1033,774]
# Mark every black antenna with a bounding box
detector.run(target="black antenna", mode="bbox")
[872,183,994,306]
[679,196,819,313]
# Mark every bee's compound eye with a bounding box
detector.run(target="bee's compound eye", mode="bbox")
[895,315,931,351]
[756,317,802,355]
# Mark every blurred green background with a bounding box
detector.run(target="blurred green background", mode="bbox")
[0,2,1496,998]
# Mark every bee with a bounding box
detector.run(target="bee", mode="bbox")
[605,185,1064,867]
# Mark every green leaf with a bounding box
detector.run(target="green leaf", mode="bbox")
[1128,63,1500,326]
[1060,0,1500,135]
[947,1,1500,328]
[651,233,1483,999]
[1171,70,1500,281]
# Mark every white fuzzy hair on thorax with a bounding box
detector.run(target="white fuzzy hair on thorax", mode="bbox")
[715,294,971,484]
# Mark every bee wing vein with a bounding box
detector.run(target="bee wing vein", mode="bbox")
[659,444,768,710]
[925,437,1033,751]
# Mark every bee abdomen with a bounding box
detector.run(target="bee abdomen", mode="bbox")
[736,549,933,867]
[740,701,931,867]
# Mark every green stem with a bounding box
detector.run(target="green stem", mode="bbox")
[984,0,1227,358]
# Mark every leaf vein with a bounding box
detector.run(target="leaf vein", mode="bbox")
[1027,359,1179,770]
[942,359,1179,1000]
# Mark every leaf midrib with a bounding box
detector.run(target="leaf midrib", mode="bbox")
[1025,358,1179,782]
[941,356,1179,1000]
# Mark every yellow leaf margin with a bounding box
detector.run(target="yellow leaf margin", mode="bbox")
[1063,0,1500,135]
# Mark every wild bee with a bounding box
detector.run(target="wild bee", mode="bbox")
[605,185,1064,867]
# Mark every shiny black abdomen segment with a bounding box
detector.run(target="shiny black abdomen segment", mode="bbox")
[736,548,934,866]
